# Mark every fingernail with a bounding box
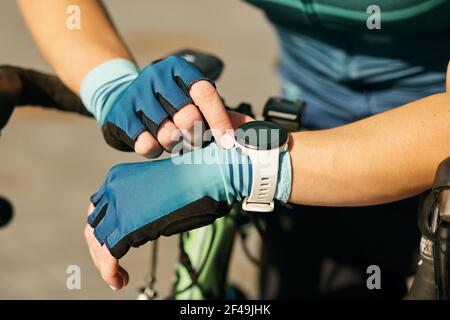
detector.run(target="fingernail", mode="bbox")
[220,133,235,149]
[109,285,118,291]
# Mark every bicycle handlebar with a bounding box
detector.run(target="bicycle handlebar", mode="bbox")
[406,191,436,299]
[407,158,450,299]
[432,158,450,299]
[1,65,90,120]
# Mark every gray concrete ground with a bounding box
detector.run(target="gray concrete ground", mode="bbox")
[0,0,280,299]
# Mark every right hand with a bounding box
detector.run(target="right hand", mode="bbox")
[97,56,234,157]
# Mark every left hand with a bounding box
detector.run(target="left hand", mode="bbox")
[85,111,252,290]
[85,203,129,290]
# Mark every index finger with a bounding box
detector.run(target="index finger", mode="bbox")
[189,80,234,148]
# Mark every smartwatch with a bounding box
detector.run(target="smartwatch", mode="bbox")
[234,121,289,212]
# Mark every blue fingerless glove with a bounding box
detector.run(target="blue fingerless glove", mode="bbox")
[88,143,291,259]
[81,56,209,151]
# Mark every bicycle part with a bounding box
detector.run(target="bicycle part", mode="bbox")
[408,158,450,299]
[406,192,437,299]
[0,65,90,117]
[170,224,215,299]
[173,227,216,298]
[233,102,254,118]
[171,205,239,300]
[0,66,24,131]
[137,240,159,300]
[407,237,436,299]
[434,220,450,299]
[171,206,269,300]
[0,196,13,228]
[239,225,261,267]
[263,97,304,132]
[238,214,267,268]
[433,158,450,299]
[172,49,224,82]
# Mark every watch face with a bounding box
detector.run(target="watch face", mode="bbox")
[235,121,288,150]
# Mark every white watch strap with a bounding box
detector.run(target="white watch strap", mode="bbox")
[242,148,280,212]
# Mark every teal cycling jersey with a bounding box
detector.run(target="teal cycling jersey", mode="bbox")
[244,0,450,128]
[246,0,450,35]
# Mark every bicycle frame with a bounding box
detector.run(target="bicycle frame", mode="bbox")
[172,206,240,299]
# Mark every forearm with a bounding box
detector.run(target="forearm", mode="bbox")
[18,0,134,94]
[289,92,450,206]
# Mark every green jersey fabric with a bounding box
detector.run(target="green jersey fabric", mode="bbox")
[246,0,450,36]
[244,0,450,129]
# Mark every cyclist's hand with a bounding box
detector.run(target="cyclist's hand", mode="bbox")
[82,56,234,158]
[85,111,252,287]
[87,140,253,259]
[85,203,129,290]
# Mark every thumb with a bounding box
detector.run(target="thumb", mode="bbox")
[100,258,126,290]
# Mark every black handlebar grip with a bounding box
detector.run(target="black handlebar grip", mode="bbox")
[407,191,437,299]
[173,49,224,82]
[0,65,90,118]
[434,221,450,299]
[0,66,22,130]
[407,246,437,299]
[432,158,450,299]
[406,235,437,299]
[14,66,90,116]
[433,157,450,190]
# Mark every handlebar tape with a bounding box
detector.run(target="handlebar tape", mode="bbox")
[406,238,436,300]
[434,221,450,299]
[0,65,91,117]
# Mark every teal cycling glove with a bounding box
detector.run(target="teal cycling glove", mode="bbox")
[81,56,209,151]
[88,143,291,259]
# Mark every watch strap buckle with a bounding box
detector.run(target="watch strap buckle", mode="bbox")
[242,197,274,213]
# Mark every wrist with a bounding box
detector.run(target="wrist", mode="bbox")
[80,58,139,123]
[233,121,291,212]
[214,144,291,205]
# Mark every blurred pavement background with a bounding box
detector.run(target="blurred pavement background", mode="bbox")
[0,0,280,299]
